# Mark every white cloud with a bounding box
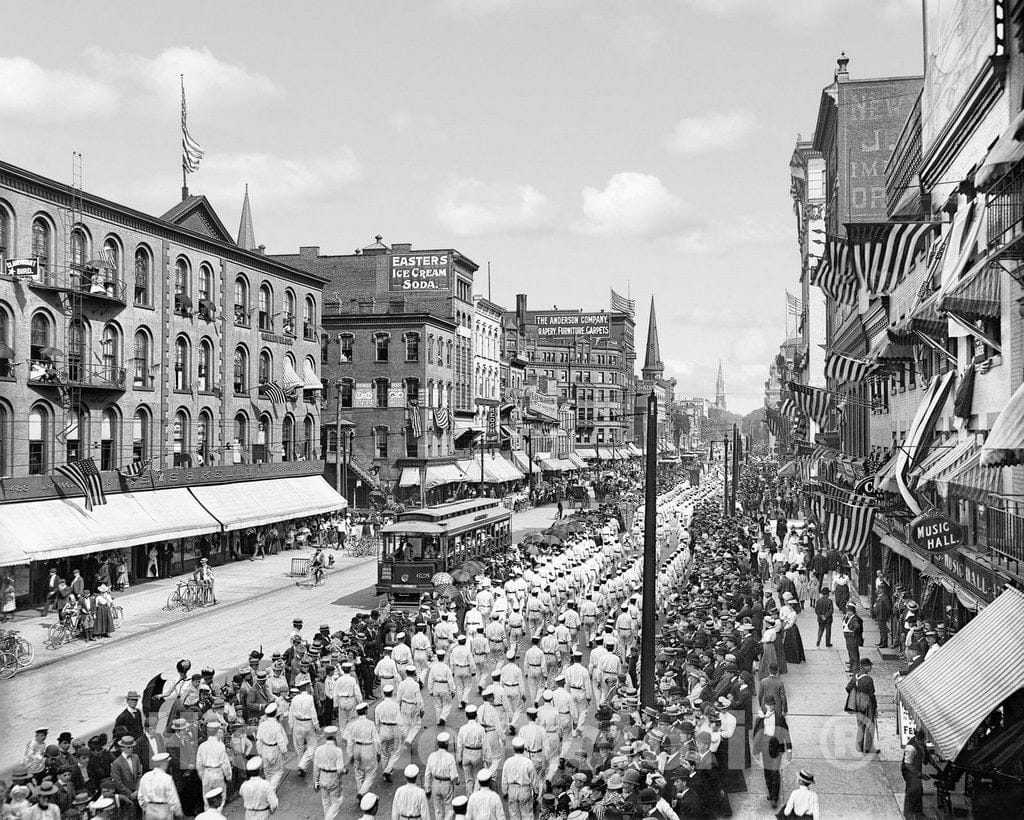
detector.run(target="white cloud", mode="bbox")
[675,214,789,255]
[85,46,279,106]
[666,110,756,155]
[0,57,118,121]
[436,178,552,236]
[577,172,686,237]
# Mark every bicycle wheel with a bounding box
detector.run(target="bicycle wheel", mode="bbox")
[15,636,34,667]
[112,607,124,629]
[46,622,65,649]
[0,650,17,679]
[164,590,180,611]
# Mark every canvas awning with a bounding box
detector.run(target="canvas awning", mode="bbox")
[938,262,1001,320]
[778,459,798,477]
[981,381,1024,467]
[915,438,979,490]
[627,443,644,456]
[510,451,540,475]
[397,463,468,489]
[946,452,1004,503]
[976,109,1024,191]
[897,587,1024,760]
[597,447,615,460]
[564,452,588,469]
[190,475,346,530]
[301,362,323,391]
[537,457,563,471]
[0,487,223,562]
[893,372,956,515]
[282,359,304,392]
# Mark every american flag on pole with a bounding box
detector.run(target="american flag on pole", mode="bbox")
[824,351,876,385]
[851,221,938,298]
[55,457,106,512]
[259,380,288,406]
[181,76,204,174]
[117,458,153,481]
[810,238,858,305]
[821,495,876,557]
[786,291,802,316]
[788,381,834,425]
[610,288,635,317]
[407,399,423,437]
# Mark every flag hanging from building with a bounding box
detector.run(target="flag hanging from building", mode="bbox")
[117,458,153,481]
[779,395,801,420]
[786,291,802,316]
[260,380,288,406]
[610,288,635,317]
[764,405,789,441]
[55,457,106,512]
[181,76,204,174]
[407,400,423,437]
[851,221,939,298]
[810,238,858,305]
[788,381,834,425]
[433,407,451,431]
[821,495,876,556]
[824,351,876,384]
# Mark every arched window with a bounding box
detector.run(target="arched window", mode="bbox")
[134,246,151,305]
[282,415,295,461]
[405,332,420,362]
[68,320,87,382]
[0,303,12,378]
[258,283,272,331]
[100,408,119,471]
[234,413,249,462]
[32,217,51,280]
[70,227,88,269]
[199,339,214,392]
[132,407,150,461]
[283,290,296,335]
[234,276,249,326]
[303,296,315,339]
[28,403,50,474]
[66,405,88,462]
[198,264,214,309]
[174,336,191,391]
[374,426,389,459]
[257,413,273,463]
[303,415,315,459]
[102,236,121,279]
[258,349,272,385]
[101,324,120,384]
[339,378,354,409]
[0,400,10,478]
[198,410,212,465]
[173,409,191,463]
[0,207,8,267]
[133,330,151,388]
[174,258,191,315]
[233,346,248,395]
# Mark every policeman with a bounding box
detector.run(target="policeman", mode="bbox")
[374,685,403,782]
[312,726,345,820]
[343,702,378,799]
[424,732,460,820]
[427,649,457,726]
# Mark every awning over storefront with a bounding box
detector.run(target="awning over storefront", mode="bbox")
[554,458,578,471]
[946,453,1004,503]
[0,488,223,562]
[453,423,483,446]
[282,359,305,392]
[537,457,563,472]
[564,452,588,469]
[914,438,978,489]
[976,109,1024,191]
[510,451,540,475]
[626,443,644,457]
[897,586,1024,760]
[597,447,615,460]
[778,459,798,477]
[894,371,956,515]
[190,475,346,530]
[574,447,598,461]
[981,380,1024,467]
[397,463,468,489]
[454,454,523,484]
[938,262,1001,320]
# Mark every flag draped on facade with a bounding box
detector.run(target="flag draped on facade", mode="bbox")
[764,405,789,440]
[852,221,938,298]
[181,76,204,174]
[820,496,876,555]
[55,457,106,512]
[788,381,834,425]
[824,351,876,384]
[433,407,451,431]
[117,458,153,481]
[260,380,288,406]
[610,288,635,317]
[810,238,858,305]
[407,400,423,437]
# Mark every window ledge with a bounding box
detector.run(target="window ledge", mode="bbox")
[133,386,155,392]
[173,389,192,395]
[134,303,155,311]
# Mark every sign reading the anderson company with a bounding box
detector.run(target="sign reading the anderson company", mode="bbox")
[909,514,965,554]
[534,311,610,338]
[389,253,452,292]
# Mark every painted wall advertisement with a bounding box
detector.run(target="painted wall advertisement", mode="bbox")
[353,383,375,408]
[534,311,610,338]
[389,252,452,292]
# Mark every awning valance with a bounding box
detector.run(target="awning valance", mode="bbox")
[939,262,1001,320]
[976,109,1024,191]
[981,381,1024,467]
[0,487,222,562]
[510,451,540,475]
[282,360,304,392]
[896,586,1024,760]
[946,453,1004,502]
[397,463,468,489]
[302,363,323,391]
[189,475,346,530]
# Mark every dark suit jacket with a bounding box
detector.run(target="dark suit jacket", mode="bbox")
[137,732,165,771]
[70,575,85,597]
[110,753,142,797]
[115,707,145,739]
[758,675,788,714]
[751,713,792,761]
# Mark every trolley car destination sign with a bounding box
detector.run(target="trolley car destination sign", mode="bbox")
[909,514,965,554]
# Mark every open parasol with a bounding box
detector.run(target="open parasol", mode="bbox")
[521,533,544,545]
[461,560,486,575]
[431,571,454,586]
[450,568,473,583]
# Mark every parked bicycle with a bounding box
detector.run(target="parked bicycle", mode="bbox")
[0,650,18,679]
[0,629,33,668]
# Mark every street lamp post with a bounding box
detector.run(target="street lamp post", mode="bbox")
[640,390,658,709]
[479,435,486,497]
[525,430,534,502]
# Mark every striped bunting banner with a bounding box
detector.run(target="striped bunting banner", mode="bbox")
[810,238,859,305]
[779,395,800,420]
[820,495,876,556]
[824,351,876,385]
[852,221,939,298]
[788,381,834,425]
[764,405,789,440]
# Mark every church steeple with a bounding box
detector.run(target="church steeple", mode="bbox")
[715,359,727,410]
[237,184,256,250]
[641,296,664,381]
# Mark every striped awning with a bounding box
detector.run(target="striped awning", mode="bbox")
[867,331,915,364]
[574,447,598,461]
[564,452,588,469]
[939,262,1001,320]
[779,459,798,477]
[510,451,540,475]
[981,381,1024,467]
[282,359,305,392]
[976,109,1024,191]
[873,450,902,493]
[946,452,1004,503]
[897,586,1024,760]
[914,438,978,489]
[894,371,956,515]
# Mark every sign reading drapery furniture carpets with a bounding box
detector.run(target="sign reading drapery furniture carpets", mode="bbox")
[533,311,610,338]
[909,514,965,554]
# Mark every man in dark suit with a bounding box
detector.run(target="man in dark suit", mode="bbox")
[114,691,145,743]
[109,735,142,808]
[814,588,835,647]
[842,603,864,672]
[758,664,788,715]
[69,569,85,598]
[41,567,64,616]
[137,715,165,772]
[845,659,878,753]
[751,695,792,809]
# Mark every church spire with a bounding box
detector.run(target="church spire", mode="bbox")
[641,296,663,380]
[237,183,256,250]
[715,359,727,410]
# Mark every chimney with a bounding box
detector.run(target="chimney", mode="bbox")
[257,244,266,256]
[392,243,412,252]
[835,52,850,81]
[516,293,527,335]
[299,246,320,259]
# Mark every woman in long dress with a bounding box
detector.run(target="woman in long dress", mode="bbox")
[1,574,15,621]
[116,555,130,590]
[781,593,806,664]
[759,617,781,681]
[834,570,851,612]
[93,584,115,637]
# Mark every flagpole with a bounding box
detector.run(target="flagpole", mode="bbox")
[180,75,188,201]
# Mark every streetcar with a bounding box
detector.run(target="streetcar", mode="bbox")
[376,497,512,603]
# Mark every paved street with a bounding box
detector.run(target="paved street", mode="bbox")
[0,504,561,776]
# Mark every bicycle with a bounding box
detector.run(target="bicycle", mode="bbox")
[0,650,18,679]
[46,615,79,649]
[0,629,34,667]
[112,605,125,630]
[165,581,195,613]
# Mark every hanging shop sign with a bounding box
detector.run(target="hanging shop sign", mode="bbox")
[533,311,610,338]
[389,253,452,292]
[909,514,965,554]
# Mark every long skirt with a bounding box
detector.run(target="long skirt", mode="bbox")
[758,642,780,680]
[835,584,850,612]
[783,623,806,664]
[94,602,114,636]
[774,630,788,675]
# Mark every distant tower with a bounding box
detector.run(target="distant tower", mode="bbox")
[715,359,727,410]
[237,184,256,250]
[641,297,664,381]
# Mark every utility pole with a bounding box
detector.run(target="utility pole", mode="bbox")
[526,430,535,502]
[723,435,730,517]
[640,390,658,709]
[335,390,342,495]
[479,436,486,497]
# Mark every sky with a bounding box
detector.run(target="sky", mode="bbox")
[0,0,923,413]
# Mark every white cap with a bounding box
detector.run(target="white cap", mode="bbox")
[404,763,419,779]
[360,793,379,811]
